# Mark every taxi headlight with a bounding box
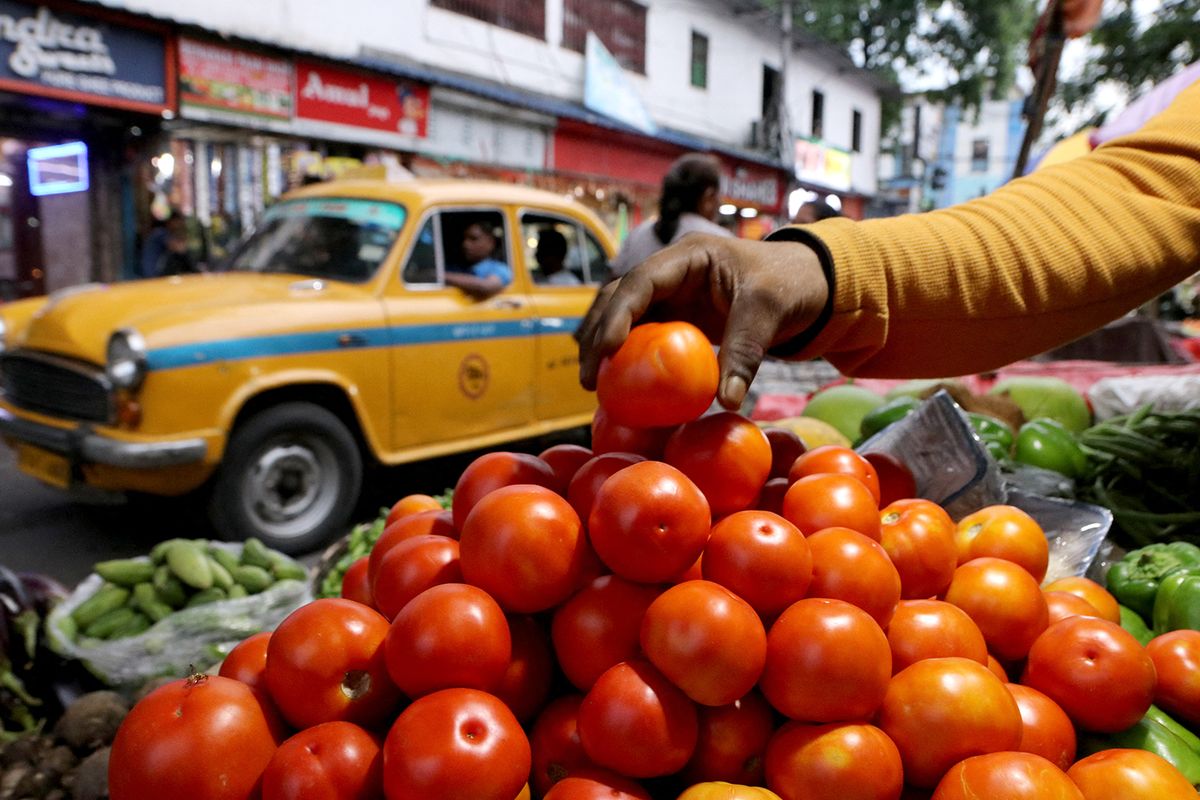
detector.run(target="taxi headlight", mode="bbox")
[106,329,147,390]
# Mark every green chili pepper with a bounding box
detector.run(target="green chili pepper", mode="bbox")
[1079,705,1200,785]
[860,397,920,440]
[1153,570,1200,634]
[1107,542,1200,619]
[1014,418,1088,478]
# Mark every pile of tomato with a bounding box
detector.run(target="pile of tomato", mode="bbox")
[107,322,1200,800]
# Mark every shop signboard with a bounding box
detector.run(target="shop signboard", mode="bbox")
[295,60,428,139]
[0,1,169,114]
[794,138,853,193]
[583,31,656,135]
[720,164,782,212]
[179,37,292,124]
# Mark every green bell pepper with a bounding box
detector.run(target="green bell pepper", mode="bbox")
[1118,604,1154,646]
[968,412,1015,457]
[1014,418,1088,478]
[1078,705,1200,786]
[1154,570,1200,634]
[1107,542,1200,620]
[860,396,920,440]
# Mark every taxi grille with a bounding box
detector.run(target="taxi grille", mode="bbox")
[0,351,111,423]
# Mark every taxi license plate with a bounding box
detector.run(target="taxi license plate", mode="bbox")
[16,444,71,489]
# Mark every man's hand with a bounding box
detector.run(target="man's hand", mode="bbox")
[577,234,829,410]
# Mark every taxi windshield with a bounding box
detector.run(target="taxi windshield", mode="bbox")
[221,198,406,282]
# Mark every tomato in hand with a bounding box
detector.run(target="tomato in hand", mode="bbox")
[460,484,590,613]
[954,505,1049,583]
[877,657,1022,789]
[1068,749,1198,800]
[371,534,462,620]
[930,752,1084,800]
[266,598,401,729]
[494,614,555,724]
[665,412,773,516]
[1042,576,1121,625]
[386,493,443,527]
[578,660,699,779]
[529,694,595,797]
[879,498,957,600]
[539,443,595,495]
[384,583,512,698]
[764,721,903,800]
[1021,616,1156,732]
[596,321,719,428]
[451,451,557,529]
[885,599,988,674]
[782,473,881,540]
[1146,630,1200,727]
[110,674,280,800]
[760,598,891,722]
[340,556,374,608]
[763,427,806,480]
[804,527,901,628]
[383,688,531,800]
[1005,683,1076,770]
[788,445,881,505]
[682,691,775,786]
[641,580,767,706]
[261,721,382,800]
[587,461,711,584]
[590,407,675,459]
[702,510,811,618]
[944,557,1049,661]
[551,575,662,691]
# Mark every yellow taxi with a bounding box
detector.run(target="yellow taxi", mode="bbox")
[0,179,615,552]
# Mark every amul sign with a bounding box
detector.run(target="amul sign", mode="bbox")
[0,1,168,113]
[295,61,428,138]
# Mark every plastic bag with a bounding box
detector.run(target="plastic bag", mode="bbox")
[45,543,312,692]
[859,390,1112,583]
[1087,374,1200,421]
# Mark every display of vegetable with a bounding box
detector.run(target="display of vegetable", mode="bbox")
[1078,705,1200,786]
[1014,418,1088,478]
[1153,571,1200,635]
[1107,542,1200,620]
[1077,406,1200,547]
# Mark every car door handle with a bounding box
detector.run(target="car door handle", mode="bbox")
[490,298,526,310]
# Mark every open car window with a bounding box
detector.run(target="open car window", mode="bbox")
[222,198,406,283]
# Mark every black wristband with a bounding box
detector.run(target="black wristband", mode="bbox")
[762,226,837,358]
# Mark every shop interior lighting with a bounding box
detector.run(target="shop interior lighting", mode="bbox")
[739,207,758,219]
[27,141,89,197]
[155,152,175,182]
[0,174,11,187]
[825,194,842,211]
[718,203,738,216]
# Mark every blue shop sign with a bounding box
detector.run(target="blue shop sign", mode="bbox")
[0,1,169,113]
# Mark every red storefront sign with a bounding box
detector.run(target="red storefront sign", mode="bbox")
[720,162,783,214]
[295,61,428,138]
[179,37,291,119]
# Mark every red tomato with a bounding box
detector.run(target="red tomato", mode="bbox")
[551,575,662,691]
[340,556,374,607]
[1147,630,1200,727]
[566,452,646,521]
[368,509,456,590]
[494,614,555,724]
[788,445,881,505]
[578,660,699,778]
[587,461,711,584]
[591,407,675,459]
[1042,577,1121,625]
[886,599,988,674]
[674,553,705,583]
[877,657,1022,789]
[219,630,272,695]
[931,752,1084,800]
[110,674,280,800]
[539,443,595,495]
[1021,616,1156,733]
[763,427,807,480]
[805,527,901,628]
[944,557,1049,661]
[1043,590,1103,626]
[261,721,382,800]
[460,484,590,613]
[385,493,443,527]
[954,505,1049,583]
[641,580,767,706]
[371,534,462,620]
[529,694,595,797]
[782,474,881,540]
[664,412,773,516]
[1068,749,1197,799]
[863,451,917,506]
[755,477,790,516]
[760,598,891,722]
[451,451,557,529]
[266,598,400,729]
[764,721,903,800]
[384,583,512,698]
[383,688,531,800]
[703,510,812,618]
[596,321,719,428]
[1006,682,1077,770]
[542,769,652,800]
[987,654,1010,682]
[682,691,775,786]
[879,498,958,600]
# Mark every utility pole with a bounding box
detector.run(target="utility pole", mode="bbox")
[778,0,793,168]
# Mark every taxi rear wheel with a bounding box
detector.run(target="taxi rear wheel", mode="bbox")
[210,402,363,555]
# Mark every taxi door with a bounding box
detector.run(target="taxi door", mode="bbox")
[519,210,607,422]
[382,206,537,452]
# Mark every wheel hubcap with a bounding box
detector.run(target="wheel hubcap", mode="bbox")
[241,437,340,540]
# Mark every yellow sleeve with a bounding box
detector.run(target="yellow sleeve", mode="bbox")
[791,78,1200,378]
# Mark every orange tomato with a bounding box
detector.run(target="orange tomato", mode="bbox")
[764,721,903,800]
[1041,576,1121,624]
[703,510,812,618]
[782,474,881,540]
[886,599,988,674]
[1146,630,1200,728]
[944,557,1049,661]
[665,412,773,517]
[804,527,901,628]
[1043,590,1103,627]
[1068,749,1198,800]
[954,505,1049,583]
[596,321,719,428]
[1006,683,1077,771]
[385,493,443,526]
[678,783,782,800]
[931,752,1083,800]
[787,445,881,505]
[879,498,958,600]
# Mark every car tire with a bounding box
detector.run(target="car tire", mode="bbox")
[209,402,363,555]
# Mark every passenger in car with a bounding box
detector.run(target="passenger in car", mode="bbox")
[535,229,582,286]
[446,220,512,298]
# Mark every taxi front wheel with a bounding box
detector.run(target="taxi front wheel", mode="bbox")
[209,402,363,555]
